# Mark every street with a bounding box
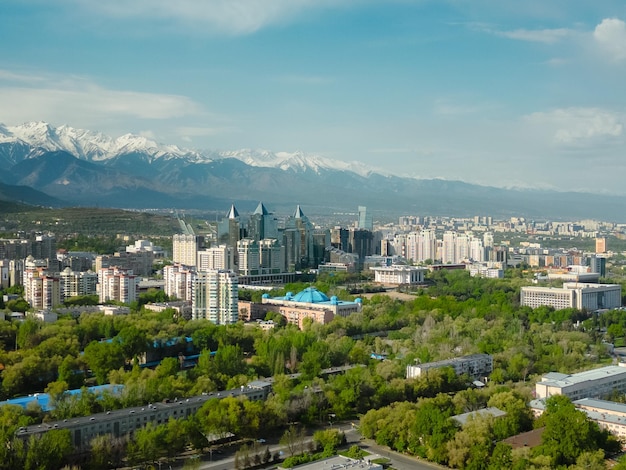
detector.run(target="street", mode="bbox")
[183,423,449,470]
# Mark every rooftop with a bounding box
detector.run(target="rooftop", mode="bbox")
[537,365,626,388]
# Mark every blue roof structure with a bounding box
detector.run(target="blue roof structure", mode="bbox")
[292,287,330,303]
[0,384,123,412]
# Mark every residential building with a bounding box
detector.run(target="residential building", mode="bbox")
[406,354,493,380]
[98,267,138,304]
[191,270,238,324]
[163,263,195,302]
[197,245,234,271]
[59,268,98,298]
[172,234,203,267]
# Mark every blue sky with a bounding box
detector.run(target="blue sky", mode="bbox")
[1,0,626,194]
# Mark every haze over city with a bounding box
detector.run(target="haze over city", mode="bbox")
[1,0,626,193]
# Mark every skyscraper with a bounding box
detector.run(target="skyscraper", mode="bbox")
[358,206,373,231]
[248,201,278,241]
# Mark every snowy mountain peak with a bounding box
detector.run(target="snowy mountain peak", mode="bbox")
[0,121,385,177]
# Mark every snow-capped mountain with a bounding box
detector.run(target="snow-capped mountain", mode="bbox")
[1,121,624,220]
[0,122,380,176]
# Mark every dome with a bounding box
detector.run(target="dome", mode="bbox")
[330,295,339,305]
[262,293,270,299]
[292,287,330,303]
[355,298,362,304]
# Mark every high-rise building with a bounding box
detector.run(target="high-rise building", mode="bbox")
[59,268,97,298]
[25,273,61,309]
[218,204,242,249]
[347,228,373,262]
[358,206,373,231]
[596,237,607,254]
[248,202,278,242]
[283,205,313,270]
[197,245,234,271]
[172,234,203,267]
[330,227,349,252]
[98,267,138,304]
[259,238,284,274]
[164,263,196,301]
[237,239,260,276]
[192,270,238,324]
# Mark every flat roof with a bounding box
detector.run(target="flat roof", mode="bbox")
[452,407,506,426]
[575,398,626,414]
[536,365,626,389]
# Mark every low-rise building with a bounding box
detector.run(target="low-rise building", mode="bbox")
[260,287,362,329]
[370,265,427,285]
[406,354,493,380]
[534,365,626,401]
[521,283,621,311]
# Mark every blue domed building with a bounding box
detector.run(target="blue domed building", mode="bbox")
[261,286,362,329]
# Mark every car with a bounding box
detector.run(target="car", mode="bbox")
[256,438,266,444]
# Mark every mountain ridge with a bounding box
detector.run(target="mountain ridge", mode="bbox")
[0,121,623,221]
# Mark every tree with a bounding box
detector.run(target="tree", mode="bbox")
[24,430,72,470]
[538,395,605,467]
[313,428,345,454]
[280,425,307,457]
[83,340,125,384]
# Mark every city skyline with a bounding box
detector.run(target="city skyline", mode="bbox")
[1,1,626,193]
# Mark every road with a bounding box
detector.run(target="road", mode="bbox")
[181,423,449,470]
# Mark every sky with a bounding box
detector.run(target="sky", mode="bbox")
[1,0,626,194]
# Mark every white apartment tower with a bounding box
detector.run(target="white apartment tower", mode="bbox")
[98,267,138,304]
[172,234,202,267]
[442,231,457,264]
[197,245,234,272]
[59,268,98,298]
[192,270,238,324]
[163,263,195,301]
[25,274,61,310]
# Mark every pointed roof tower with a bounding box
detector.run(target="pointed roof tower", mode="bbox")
[294,205,305,219]
[227,204,239,219]
[254,202,269,216]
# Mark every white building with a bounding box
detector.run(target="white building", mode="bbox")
[98,267,138,304]
[535,365,626,401]
[530,398,626,441]
[163,263,195,302]
[192,270,238,324]
[197,245,234,271]
[59,268,98,298]
[520,283,621,311]
[172,234,202,267]
[25,274,61,310]
[406,354,493,380]
[370,265,426,286]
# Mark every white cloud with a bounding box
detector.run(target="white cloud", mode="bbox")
[62,0,354,35]
[593,18,626,62]
[525,107,624,145]
[0,70,204,127]
[495,27,573,44]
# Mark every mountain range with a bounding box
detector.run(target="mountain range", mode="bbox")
[0,121,623,221]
